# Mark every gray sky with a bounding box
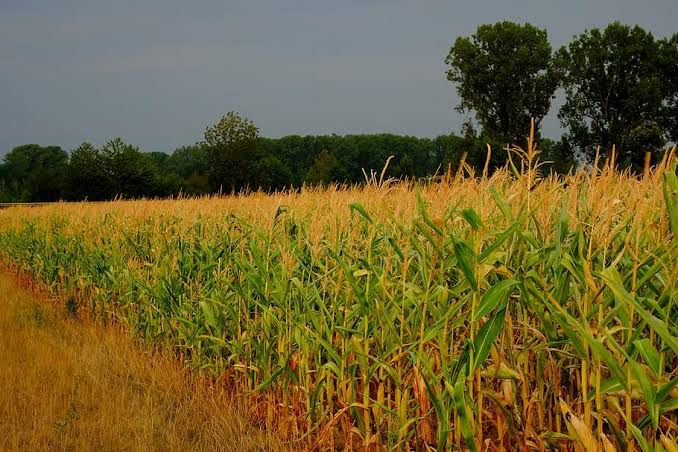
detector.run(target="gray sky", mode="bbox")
[1,0,676,155]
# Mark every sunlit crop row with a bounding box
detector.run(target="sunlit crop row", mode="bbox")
[1,141,676,450]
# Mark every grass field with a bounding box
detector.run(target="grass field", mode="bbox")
[0,270,281,451]
[0,142,676,450]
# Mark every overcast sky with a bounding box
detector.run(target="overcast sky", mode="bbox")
[1,0,676,155]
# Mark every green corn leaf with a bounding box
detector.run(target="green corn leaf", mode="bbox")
[587,376,623,400]
[663,167,678,236]
[619,409,652,452]
[657,375,678,403]
[489,187,513,221]
[453,239,477,291]
[449,343,470,386]
[602,267,678,354]
[536,273,628,388]
[478,221,518,263]
[541,431,575,444]
[199,300,217,329]
[349,202,372,224]
[633,338,661,377]
[450,379,478,452]
[304,328,342,365]
[416,191,443,235]
[386,236,404,261]
[629,360,658,429]
[471,308,507,372]
[254,352,293,393]
[557,198,569,244]
[637,397,678,430]
[417,360,449,451]
[591,331,629,391]
[473,279,518,321]
[462,208,482,231]
[415,220,443,254]
[334,253,368,311]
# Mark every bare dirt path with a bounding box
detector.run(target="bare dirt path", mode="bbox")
[0,271,281,451]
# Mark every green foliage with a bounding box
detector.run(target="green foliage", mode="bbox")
[165,146,208,179]
[201,111,259,192]
[556,23,676,168]
[305,150,341,185]
[1,130,577,203]
[659,34,678,143]
[164,145,210,195]
[445,21,559,146]
[540,138,577,174]
[66,143,109,201]
[101,138,162,199]
[251,155,292,191]
[146,151,170,171]
[1,144,68,201]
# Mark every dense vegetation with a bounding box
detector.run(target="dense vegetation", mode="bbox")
[1,21,676,203]
[0,136,676,448]
[0,133,570,203]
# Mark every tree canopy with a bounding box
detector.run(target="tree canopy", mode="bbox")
[445,21,558,146]
[1,132,529,202]
[1,144,68,202]
[556,22,677,168]
[201,111,260,192]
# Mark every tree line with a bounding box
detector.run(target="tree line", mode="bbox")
[1,133,569,202]
[1,21,675,202]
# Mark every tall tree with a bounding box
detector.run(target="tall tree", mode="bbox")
[0,162,13,202]
[201,111,259,193]
[166,145,209,180]
[445,21,558,147]
[2,144,68,201]
[164,145,210,194]
[66,142,110,201]
[252,155,292,191]
[659,33,678,143]
[556,23,675,168]
[146,151,170,172]
[101,138,160,199]
[305,150,342,185]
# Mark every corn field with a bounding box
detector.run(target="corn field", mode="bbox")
[0,141,676,450]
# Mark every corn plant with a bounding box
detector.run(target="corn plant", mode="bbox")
[0,142,676,450]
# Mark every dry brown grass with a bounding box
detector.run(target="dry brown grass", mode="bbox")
[0,271,283,452]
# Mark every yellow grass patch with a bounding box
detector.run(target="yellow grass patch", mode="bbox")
[0,271,282,451]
